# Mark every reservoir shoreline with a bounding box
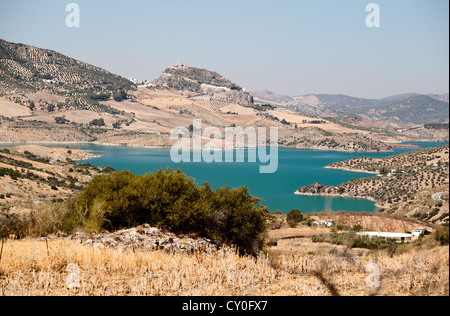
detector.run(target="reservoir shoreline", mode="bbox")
[2,141,446,214]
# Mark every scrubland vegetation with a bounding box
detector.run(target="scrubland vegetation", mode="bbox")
[2,168,268,255]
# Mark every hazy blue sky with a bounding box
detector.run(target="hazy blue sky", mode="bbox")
[0,0,448,98]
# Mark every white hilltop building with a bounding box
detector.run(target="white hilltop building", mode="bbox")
[127,77,143,85]
[127,76,155,88]
[138,80,154,88]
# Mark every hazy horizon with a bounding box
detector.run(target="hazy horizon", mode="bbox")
[246,89,449,100]
[0,0,448,99]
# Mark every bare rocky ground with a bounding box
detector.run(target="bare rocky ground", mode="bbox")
[53,225,225,255]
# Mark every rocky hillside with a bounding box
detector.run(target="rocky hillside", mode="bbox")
[152,64,254,106]
[59,225,223,254]
[0,145,111,207]
[328,145,449,174]
[279,127,393,152]
[0,39,135,109]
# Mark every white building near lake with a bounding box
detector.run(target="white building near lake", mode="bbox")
[357,231,413,242]
[357,228,428,243]
[412,228,427,238]
[313,220,334,228]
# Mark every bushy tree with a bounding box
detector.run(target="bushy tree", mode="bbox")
[435,229,449,246]
[206,186,268,253]
[28,101,35,111]
[113,89,127,102]
[74,169,268,254]
[89,118,105,126]
[88,92,111,101]
[287,209,303,228]
[47,104,56,112]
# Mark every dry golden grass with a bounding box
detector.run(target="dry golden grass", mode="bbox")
[0,239,448,296]
[313,213,432,234]
[269,227,331,239]
[0,98,32,117]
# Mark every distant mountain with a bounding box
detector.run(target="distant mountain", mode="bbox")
[0,39,135,106]
[380,93,421,103]
[348,95,449,125]
[250,91,378,109]
[309,94,379,111]
[428,93,449,103]
[251,89,449,125]
[152,64,254,105]
[250,90,293,104]
[381,93,449,103]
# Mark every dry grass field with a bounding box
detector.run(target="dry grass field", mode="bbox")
[13,145,99,161]
[312,213,434,234]
[0,99,32,118]
[0,238,447,296]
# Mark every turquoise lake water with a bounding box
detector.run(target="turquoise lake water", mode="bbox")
[70,141,447,214]
[2,141,446,213]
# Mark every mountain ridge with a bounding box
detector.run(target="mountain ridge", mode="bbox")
[251,89,449,125]
[348,94,450,125]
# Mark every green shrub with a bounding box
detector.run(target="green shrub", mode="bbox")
[205,185,268,254]
[89,118,105,127]
[434,229,449,246]
[32,197,103,236]
[312,232,399,250]
[72,168,268,254]
[352,236,398,250]
[0,167,23,179]
[312,232,355,246]
[113,89,127,101]
[0,213,29,239]
[286,209,303,228]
